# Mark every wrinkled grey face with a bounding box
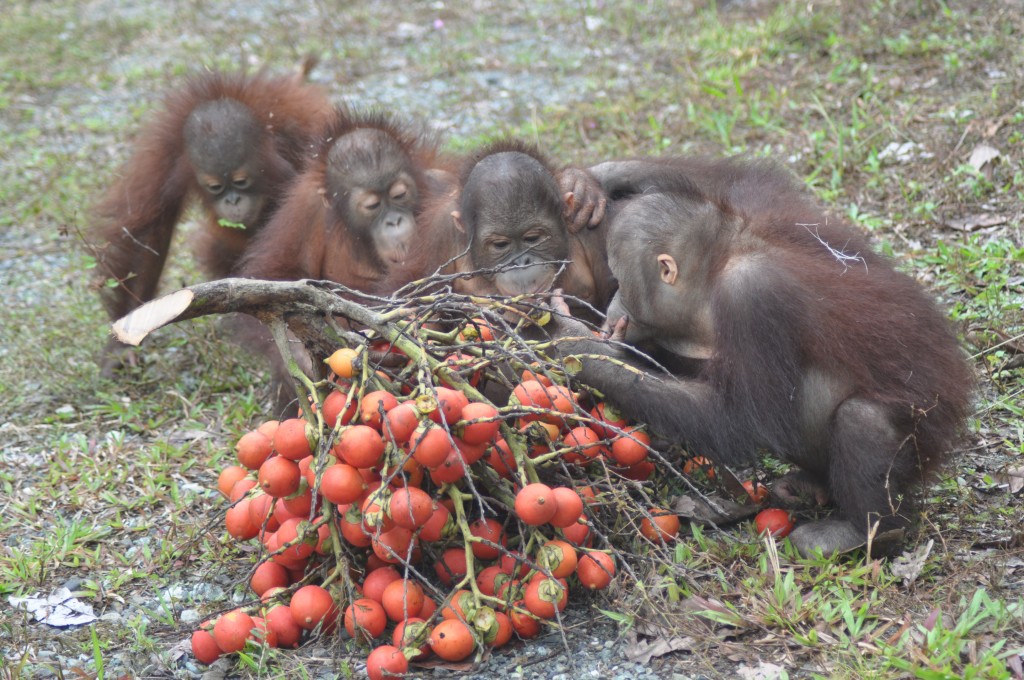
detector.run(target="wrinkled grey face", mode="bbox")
[326,129,419,265]
[185,99,266,228]
[462,151,568,295]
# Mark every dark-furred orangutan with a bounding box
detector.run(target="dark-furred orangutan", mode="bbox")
[382,139,612,313]
[237,106,456,290]
[549,156,974,557]
[90,64,333,371]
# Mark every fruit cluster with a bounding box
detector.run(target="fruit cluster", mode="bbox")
[194,313,792,676]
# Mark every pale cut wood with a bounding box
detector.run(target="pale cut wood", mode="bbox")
[113,289,194,345]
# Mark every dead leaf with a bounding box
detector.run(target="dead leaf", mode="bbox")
[993,466,1024,494]
[673,493,759,525]
[625,628,697,663]
[943,213,1009,231]
[967,143,1000,177]
[8,588,96,627]
[890,539,934,587]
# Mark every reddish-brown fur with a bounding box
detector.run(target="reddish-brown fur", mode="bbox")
[89,68,332,322]
[237,107,456,292]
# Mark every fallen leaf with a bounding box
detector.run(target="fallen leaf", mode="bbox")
[993,466,1024,494]
[967,143,1000,173]
[624,628,697,663]
[672,493,759,525]
[8,587,96,627]
[890,539,934,587]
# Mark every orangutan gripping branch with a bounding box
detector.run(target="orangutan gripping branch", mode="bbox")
[550,156,974,557]
[89,65,333,371]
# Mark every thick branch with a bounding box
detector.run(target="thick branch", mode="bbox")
[111,278,387,346]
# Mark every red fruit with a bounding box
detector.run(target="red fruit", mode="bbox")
[435,546,468,587]
[548,487,584,528]
[323,390,357,428]
[754,508,794,538]
[225,499,259,540]
[640,508,680,542]
[247,492,276,530]
[274,418,314,461]
[371,526,416,564]
[454,437,487,465]
[275,517,316,561]
[419,503,453,543]
[468,518,506,561]
[419,596,438,620]
[563,426,607,463]
[212,609,254,653]
[362,566,402,603]
[250,616,278,648]
[381,579,425,622]
[336,425,386,468]
[218,465,250,497]
[486,438,517,478]
[537,539,578,579]
[266,604,302,648]
[359,391,398,429]
[393,617,431,659]
[439,589,475,621]
[524,576,568,619]
[499,551,530,578]
[344,598,387,641]
[290,585,337,630]
[460,403,499,446]
[610,427,650,466]
[457,317,495,343]
[520,365,553,387]
[590,401,627,438]
[250,561,290,597]
[236,430,273,470]
[742,479,769,504]
[514,483,558,526]
[510,605,541,639]
[576,551,616,590]
[562,514,592,547]
[340,505,372,547]
[543,385,576,425]
[256,420,280,439]
[366,644,409,680]
[428,447,466,485]
[191,629,222,664]
[282,488,313,517]
[229,477,257,503]
[429,619,476,661]
[619,459,655,481]
[511,380,552,418]
[320,463,367,504]
[682,455,716,479]
[440,351,482,387]
[382,402,420,444]
[432,387,470,425]
[389,486,434,530]
[487,610,514,648]
[409,422,452,468]
[475,565,506,597]
[258,456,301,498]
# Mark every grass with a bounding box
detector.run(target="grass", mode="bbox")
[1,0,1022,678]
